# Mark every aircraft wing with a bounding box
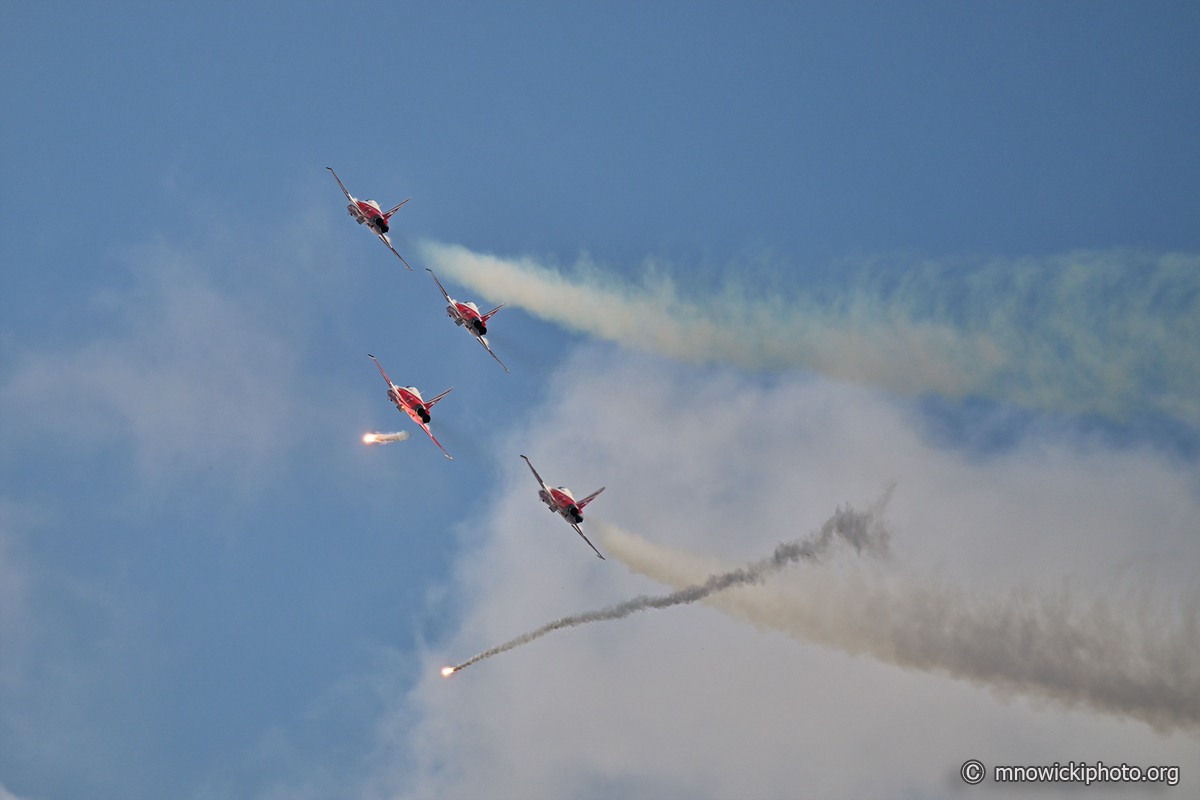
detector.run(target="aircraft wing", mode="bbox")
[416,418,453,459]
[326,167,355,203]
[477,337,510,372]
[426,269,453,303]
[520,455,550,492]
[368,354,394,387]
[577,486,605,509]
[570,522,605,559]
[383,197,410,218]
[424,387,454,408]
[376,232,413,270]
[480,303,505,323]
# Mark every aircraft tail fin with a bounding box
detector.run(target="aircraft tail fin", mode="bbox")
[384,197,411,218]
[425,387,454,408]
[577,486,605,509]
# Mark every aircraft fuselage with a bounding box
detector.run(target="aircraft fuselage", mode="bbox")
[540,487,583,523]
[388,385,430,423]
[347,198,389,234]
[448,300,488,336]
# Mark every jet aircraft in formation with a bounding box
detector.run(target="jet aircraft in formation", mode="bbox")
[521,455,606,559]
[368,354,454,459]
[343,169,610,559]
[327,167,412,268]
[427,269,509,372]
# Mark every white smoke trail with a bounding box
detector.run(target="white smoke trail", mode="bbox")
[443,491,892,675]
[598,523,1200,733]
[363,431,410,444]
[417,241,1200,425]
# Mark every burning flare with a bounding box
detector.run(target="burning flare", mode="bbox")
[362,431,410,444]
[441,666,455,677]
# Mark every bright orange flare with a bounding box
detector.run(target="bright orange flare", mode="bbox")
[363,433,377,443]
[441,667,455,676]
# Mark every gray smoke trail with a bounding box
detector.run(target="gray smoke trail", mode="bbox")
[363,431,410,444]
[602,526,1200,733]
[443,489,891,675]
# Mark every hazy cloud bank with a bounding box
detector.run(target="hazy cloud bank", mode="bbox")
[0,222,370,487]
[598,521,1200,733]
[394,351,1200,800]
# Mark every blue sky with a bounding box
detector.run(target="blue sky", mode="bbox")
[2,3,1198,799]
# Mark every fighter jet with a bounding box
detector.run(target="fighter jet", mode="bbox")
[327,167,412,268]
[521,455,605,559]
[427,269,509,372]
[368,354,453,458]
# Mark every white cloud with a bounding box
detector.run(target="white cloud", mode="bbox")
[0,216,393,796]
[418,242,1200,426]
[0,216,381,493]
[1,243,299,483]
[598,522,1198,733]
[387,347,1200,799]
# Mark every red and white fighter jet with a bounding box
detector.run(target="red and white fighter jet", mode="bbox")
[327,167,412,268]
[520,455,606,559]
[427,270,509,372]
[368,354,454,459]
